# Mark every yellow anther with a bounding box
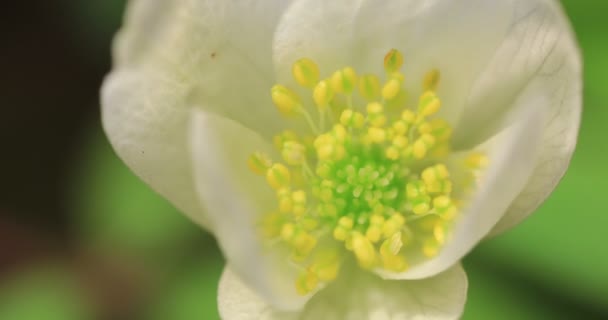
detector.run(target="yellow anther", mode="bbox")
[367,127,387,144]
[247,152,272,175]
[436,164,449,178]
[422,239,440,258]
[465,152,489,169]
[292,58,320,88]
[358,74,381,101]
[423,69,440,91]
[366,102,387,127]
[318,180,334,202]
[382,214,405,238]
[384,49,404,73]
[422,69,441,91]
[401,109,416,124]
[312,250,341,281]
[352,232,377,269]
[406,180,425,199]
[381,78,401,101]
[385,136,409,160]
[313,80,334,109]
[273,130,298,150]
[434,224,446,245]
[421,164,449,190]
[271,85,301,115]
[421,168,436,184]
[282,141,307,165]
[339,109,365,128]
[418,91,441,117]
[333,216,354,241]
[418,121,432,135]
[339,216,355,229]
[433,195,457,218]
[430,119,453,142]
[292,231,317,259]
[382,254,408,272]
[296,270,318,295]
[366,214,385,243]
[391,120,409,136]
[281,223,296,241]
[260,212,283,238]
[292,190,307,216]
[412,199,431,215]
[412,134,436,159]
[330,67,357,94]
[331,124,348,142]
[392,136,408,149]
[385,146,399,160]
[381,232,404,256]
[266,163,291,189]
[277,188,293,213]
[314,134,346,162]
[433,195,451,209]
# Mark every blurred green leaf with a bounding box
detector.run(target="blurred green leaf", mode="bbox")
[71,130,202,257]
[0,266,94,320]
[147,256,224,320]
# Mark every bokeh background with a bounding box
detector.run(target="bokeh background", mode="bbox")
[1,1,606,319]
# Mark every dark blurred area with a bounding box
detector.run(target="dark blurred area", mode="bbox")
[0,1,606,319]
[0,2,103,236]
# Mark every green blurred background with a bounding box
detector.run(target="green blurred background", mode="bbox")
[0,1,606,319]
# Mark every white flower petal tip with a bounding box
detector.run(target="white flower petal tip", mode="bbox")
[101,69,210,229]
[189,109,308,310]
[483,0,583,236]
[219,264,467,320]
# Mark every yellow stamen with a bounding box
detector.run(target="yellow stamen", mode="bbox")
[253,49,488,295]
[247,152,272,175]
[293,58,320,88]
[266,163,291,189]
[358,74,381,101]
[384,49,404,73]
[271,85,301,115]
[330,67,357,94]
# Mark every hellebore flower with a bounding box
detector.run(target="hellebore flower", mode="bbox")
[101,0,581,318]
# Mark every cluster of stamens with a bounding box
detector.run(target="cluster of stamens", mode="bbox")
[247,49,487,295]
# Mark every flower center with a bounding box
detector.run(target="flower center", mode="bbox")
[248,49,487,295]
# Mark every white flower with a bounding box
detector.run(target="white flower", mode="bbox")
[101,0,581,319]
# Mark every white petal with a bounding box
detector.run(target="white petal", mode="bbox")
[454,0,582,236]
[219,264,467,320]
[102,0,296,228]
[218,268,298,320]
[189,110,307,310]
[385,99,548,279]
[273,0,513,124]
[101,69,209,228]
[110,0,294,136]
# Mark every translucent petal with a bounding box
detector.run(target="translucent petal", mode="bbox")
[111,0,290,136]
[219,265,467,320]
[452,0,581,236]
[102,0,295,228]
[381,99,548,279]
[189,110,307,310]
[102,69,209,228]
[273,0,513,124]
